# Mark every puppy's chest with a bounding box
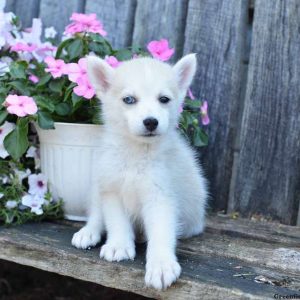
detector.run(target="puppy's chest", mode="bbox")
[120,158,150,212]
[101,151,152,212]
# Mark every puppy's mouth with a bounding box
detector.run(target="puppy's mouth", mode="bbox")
[141,132,159,137]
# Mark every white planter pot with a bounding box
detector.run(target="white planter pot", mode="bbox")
[36,122,103,221]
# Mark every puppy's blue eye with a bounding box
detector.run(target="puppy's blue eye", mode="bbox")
[159,96,171,104]
[123,96,137,104]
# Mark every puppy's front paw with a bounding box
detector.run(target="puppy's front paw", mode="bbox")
[72,226,101,249]
[145,258,181,290]
[100,243,135,262]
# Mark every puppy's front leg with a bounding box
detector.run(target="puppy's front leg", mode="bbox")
[143,191,181,290]
[100,193,135,261]
[72,184,103,249]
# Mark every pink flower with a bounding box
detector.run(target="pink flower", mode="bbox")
[44,56,66,78]
[187,88,195,100]
[4,95,38,117]
[65,13,107,36]
[64,58,87,82]
[200,101,210,125]
[73,75,95,99]
[10,42,37,52]
[105,56,121,68]
[33,44,57,62]
[29,74,39,83]
[147,39,174,61]
[64,58,95,99]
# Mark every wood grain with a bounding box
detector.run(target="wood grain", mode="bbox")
[183,0,249,212]
[132,0,188,60]
[85,0,137,49]
[232,0,300,225]
[39,0,85,39]
[4,0,15,12]
[0,217,299,299]
[13,0,40,28]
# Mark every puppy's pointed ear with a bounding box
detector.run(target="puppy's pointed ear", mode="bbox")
[86,56,114,96]
[173,54,197,92]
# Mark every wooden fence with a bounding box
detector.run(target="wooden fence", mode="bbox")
[4,0,300,225]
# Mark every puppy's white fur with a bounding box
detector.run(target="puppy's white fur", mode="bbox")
[72,54,208,290]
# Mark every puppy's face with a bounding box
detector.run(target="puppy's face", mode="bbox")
[87,55,197,142]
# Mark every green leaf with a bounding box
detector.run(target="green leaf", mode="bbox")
[63,84,76,102]
[0,110,8,125]
[34,96,55,112]
[0,86,8,95]
[88,35,113,53]
[88,42,111,56]
[8,81,30,95]
[89,33,106,43]
[55,38,74,59]
[184,99,202,109]
[193,128,208,147]
[0,94,7,106]
[37,73,51,86]
[67,39,84,60]
[37,111,55,129]
[131,44,142,53]
[71,92,82,105]
[4,118,29,160]
[9,61,28,79]
[49,78,65,93]
[55,103,71,116]
[115,49,132,61]
[71,92,84,112]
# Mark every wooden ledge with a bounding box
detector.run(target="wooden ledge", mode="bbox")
[0,215,299,300]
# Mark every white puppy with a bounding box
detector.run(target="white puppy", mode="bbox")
[72,54,208,290]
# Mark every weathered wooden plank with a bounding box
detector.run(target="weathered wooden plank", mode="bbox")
[39,0,85,39]
[132,0,188,60]
[4,0,15,12]
[180,232,300,273]
[206,215,300,246]
[0,217,299,299]
[232,0,300,225]
[183,0,249,212]
[85,0,136,49]
[13,0,40,28]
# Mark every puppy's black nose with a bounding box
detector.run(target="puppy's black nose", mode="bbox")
[143,117,158,132]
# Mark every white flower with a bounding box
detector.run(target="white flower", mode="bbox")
[0,60,9,76]
[0,192,4,198]
[22,18,42,45]
[45,26,57,39]
[0,56,12,76]
[0,121,15,158]
[21,194,44,215]
[26,146,37,158]
[0,11,16,49]
[28,173,47,196]
[15,168,31,183]
[5,200,17,209]
[1,176,9,184]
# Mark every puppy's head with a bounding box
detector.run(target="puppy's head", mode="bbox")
[87,54,196,142]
